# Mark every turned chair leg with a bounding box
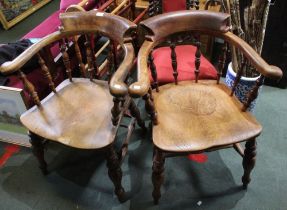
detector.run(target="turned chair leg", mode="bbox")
[242,138,257,189]
[129,99,146,130]
[152,147,165,204]
[106,145,125,202]
[29,132,48,175]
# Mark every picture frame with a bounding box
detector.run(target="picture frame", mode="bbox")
[0,86,30,147]
[0,0,51,30]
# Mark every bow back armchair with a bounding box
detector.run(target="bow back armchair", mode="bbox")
[129,10,282,204]
[0,11,146,202]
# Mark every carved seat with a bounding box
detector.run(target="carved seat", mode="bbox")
[152,80,261,152]
[0,11,146,203]
[21,78,115,149]
[129,10,282,204]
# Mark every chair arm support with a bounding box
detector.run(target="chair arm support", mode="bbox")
[128,40,154,98]
[110,43,135,97]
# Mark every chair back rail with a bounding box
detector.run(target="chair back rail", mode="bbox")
[129,11,282,111]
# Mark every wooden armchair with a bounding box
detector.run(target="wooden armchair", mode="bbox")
[0,11,146,202]
[129,11,282,204]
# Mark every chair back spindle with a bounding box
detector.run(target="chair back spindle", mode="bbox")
[18,70,41,106]
[149,52,159,91]
[170,41,178,85]
[107,42,115,82]
[60,40,72,82]
[217,42,227,84]
[85,34,95,81]
[194,40,201,83]
[73,36,87,77]
[90,34,99,78]
[37,53,56,92]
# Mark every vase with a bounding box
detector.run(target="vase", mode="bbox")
[225,62,261,112]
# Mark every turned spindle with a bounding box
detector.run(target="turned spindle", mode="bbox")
[194,41,201,83]
[18,70,41,106]
[107,42,115,82]
[85,34,95,81]
[73,36,87,77]
[217,43,227,84]
[37,53,56,92]
[242,75,264,112]
[170,41,178,85]
[60,40,72,82]
[149,52,159,91]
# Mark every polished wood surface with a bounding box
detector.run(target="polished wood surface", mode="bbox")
[152,80,262,152]
[21,78,115,149]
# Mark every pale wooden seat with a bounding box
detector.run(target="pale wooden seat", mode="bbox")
[152,80,262,152]
[21,78,115,149]
[129,11,282,204]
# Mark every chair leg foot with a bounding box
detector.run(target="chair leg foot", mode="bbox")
[106,146,125,202]
[29,132,48,175]
[242,139,257,189]
[152,147,165,205]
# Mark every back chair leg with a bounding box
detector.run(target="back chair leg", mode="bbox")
[129,99,146,130]
[106,145,125,202]
[242,138,257,189]
[29,132,48,175]
[152,147,165,204]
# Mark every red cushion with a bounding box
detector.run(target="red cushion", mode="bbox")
[162,0,186,13]
[150,45,218,84]
[60,0,81,11]
[23,11,62,39]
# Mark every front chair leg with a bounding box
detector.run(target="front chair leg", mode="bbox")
[29,132,48,175]
[242,138,257,189]
[106,145,125,202]
[129,99,146,130]
[152,147,165,204]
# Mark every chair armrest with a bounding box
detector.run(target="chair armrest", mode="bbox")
[109,42,135,97]
[222,32,283,80]
[128,40,154,98]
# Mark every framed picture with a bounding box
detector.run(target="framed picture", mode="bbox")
[0,86,30,147]
[0,0,51,30]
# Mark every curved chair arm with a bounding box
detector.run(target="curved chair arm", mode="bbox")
[109,42,135,97]
[128,11,283,98]
[129,40,154,97]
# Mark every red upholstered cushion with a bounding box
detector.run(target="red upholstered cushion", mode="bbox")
[150,45,218,84]
[162,0,186,13]
[23,11,62,39]
[60,0,81,10]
